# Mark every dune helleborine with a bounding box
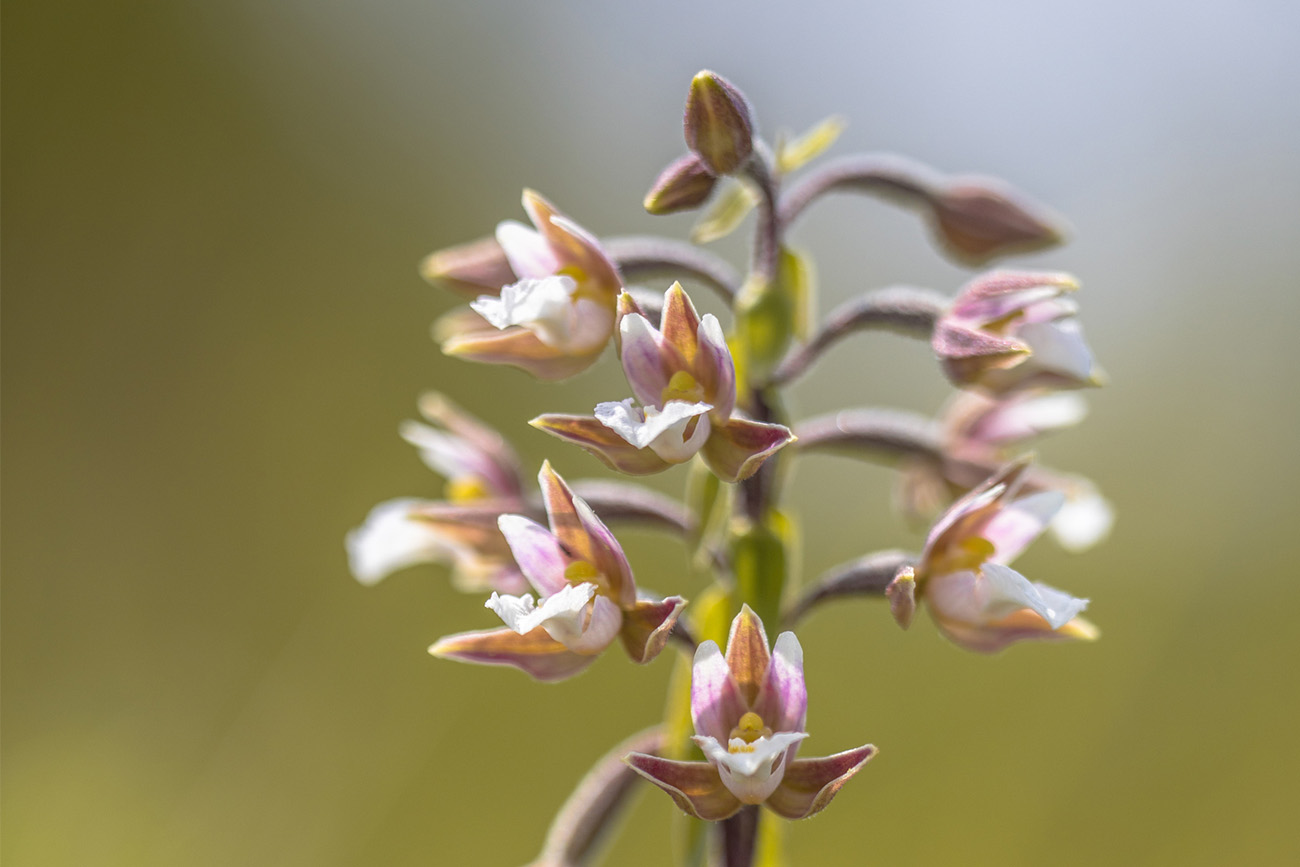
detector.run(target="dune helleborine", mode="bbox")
[933,271,1102,395]
[532,283,795,483]
[430,190,624,381]
[347,392,529,595]
[888,459,1098,653]
[429,463,685,682]
[626,606,876,821]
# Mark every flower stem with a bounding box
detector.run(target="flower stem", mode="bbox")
[604,235,742,301]
[767,286,948,387]
[778,153,941,229]
[721,805,760,867]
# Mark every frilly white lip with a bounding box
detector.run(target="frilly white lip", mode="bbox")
[595,398,713,462]
[695,732,808,804]
[471,276,612,352]
[487,582,594,633]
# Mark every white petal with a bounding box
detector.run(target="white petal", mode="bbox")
[495,220,558,278]
[696,732,809,804]
[1031,581,1091,629]
[595,399,713,461]
[983,490,1064,565]
[484,590,540,631]
[1050,489,1115,552]
[1019,318,1095,380]
[470,275,578,345]
[981,562,1088,629]
[398,420,477,480]
[346,499,456,585]
[487,582,595,637]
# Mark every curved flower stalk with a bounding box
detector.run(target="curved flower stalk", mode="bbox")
[933,271,1102,395]
[433,190,624,380]
[347,392,530,594]
[626,606,876,820]
[532,283,795,483]
[888,459,1098,653]
[429,462,685,682]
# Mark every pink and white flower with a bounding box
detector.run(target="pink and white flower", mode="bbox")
[933,271,1102,395]
[429,463,685,682]
[626,606,876,821]
[532,283,794,483]
[346,392,528,594]
[434,190,624,380]
[892,459,1099,653]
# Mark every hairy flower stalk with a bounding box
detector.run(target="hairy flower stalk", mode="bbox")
[354,69,1109,867]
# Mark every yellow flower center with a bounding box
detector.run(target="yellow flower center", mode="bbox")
[445,476,491,503]
[661,370,705,405]
[564,560,601,584]
[555,264,601,301]
[727,712,773,753]
[935,535,997,575]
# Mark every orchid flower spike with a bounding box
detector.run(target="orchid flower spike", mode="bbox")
[429,462,685,682]
[891,458,1099,653]
[532,283,795,483]
[433,190,624,380]
[626,606,876,821]
[933,271,1103,395]
[346,392,529,594]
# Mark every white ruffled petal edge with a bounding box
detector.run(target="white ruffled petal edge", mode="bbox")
[595,399,713,463]
[487,582,595,636]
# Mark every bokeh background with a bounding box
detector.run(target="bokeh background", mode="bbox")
[5,1,1299,864]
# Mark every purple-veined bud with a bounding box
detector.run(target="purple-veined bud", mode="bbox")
[684,70,755,176]
[645,153,719,215]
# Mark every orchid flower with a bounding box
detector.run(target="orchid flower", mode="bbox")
[933,271,1103,395]
[939,390,1113,551]
[532,283,795,483]
[346,392,529,594]
[626,606,876,820]
[432,190,624,380]
[429,462,685,682]
[889,459,1099,653]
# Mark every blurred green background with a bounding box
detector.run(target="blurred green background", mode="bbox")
[5,1,1299,864]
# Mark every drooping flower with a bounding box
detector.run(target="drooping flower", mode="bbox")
[890,458,1099,653]
[933,271,1102,395]
[895,390,1114,552]
[432,190,624,380]
[429,462,685,682]
[626,606,876,820]
[346,392,529,594]
[531,283,795,483]
[940,390,1113,551]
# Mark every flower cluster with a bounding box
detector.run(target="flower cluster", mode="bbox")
[351,70,1109,865]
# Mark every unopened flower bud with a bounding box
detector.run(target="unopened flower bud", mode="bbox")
[684,70,755,176]
[926,177,1067,265]
[419,236,517,299]
[644,153,719,215]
